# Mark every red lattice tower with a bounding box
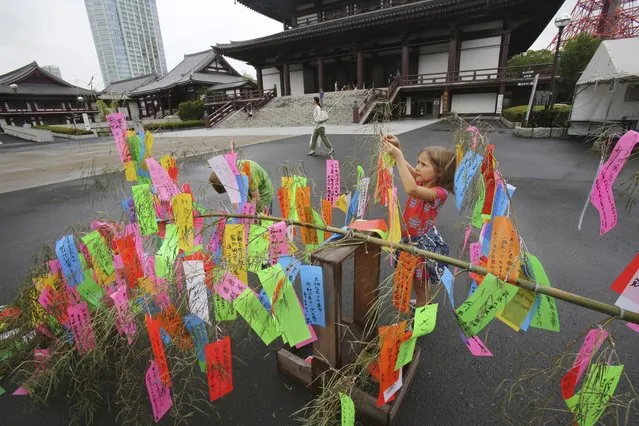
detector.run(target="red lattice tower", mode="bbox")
[549,0,639,49]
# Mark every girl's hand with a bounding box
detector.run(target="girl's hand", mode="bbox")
[384,141,403,159]
[383,134,400,148]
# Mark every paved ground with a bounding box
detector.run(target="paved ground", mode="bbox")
[0,123,637,424]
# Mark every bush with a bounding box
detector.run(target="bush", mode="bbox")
[177,100,205,121]
[502,104,571,127]
[96,120,204,136]
[35,125,94,135]
[144,120,204,131]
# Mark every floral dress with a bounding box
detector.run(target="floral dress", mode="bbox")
[399,186,449,283]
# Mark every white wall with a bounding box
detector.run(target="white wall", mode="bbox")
[128,101,140,120]
[290,63,305,96]
[262,67,281,96]
[451,93,497,114]
[571,82,639,122]
[418,43,449,81]
[459,36,501,81]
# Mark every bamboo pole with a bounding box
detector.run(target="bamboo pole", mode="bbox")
[195,212,639,326]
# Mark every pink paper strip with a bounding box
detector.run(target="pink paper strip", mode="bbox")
[464,335,493,357]
[126,223,145,262]
[627,322,639,333]
[193,217,204,246]
[268,221,288,265]
[240,202,256,225]
[110,286,136,344]
[145,360,173,423]
[224,152,240,175]
[207,218,226,256]
[295,324,318,349]
[215,272,248,301]
[106,112,131,164]
[146,158,181,202]
[326,159,340,203]
[49,259,62,276]
[590,130,639,235]
[12,386,29,396]
[573,328,608,380]
[67,302,96,354]
[469,242,482,264]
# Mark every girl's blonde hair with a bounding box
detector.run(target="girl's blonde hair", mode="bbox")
[420,146,457,193]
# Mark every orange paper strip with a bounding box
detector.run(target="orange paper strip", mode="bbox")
[321,199,333,240]
[392,252,421,313]
[487,216,520,282]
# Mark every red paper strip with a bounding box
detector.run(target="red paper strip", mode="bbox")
[115,234,144,288]
[376,321,406,407]
[278,187,290,219]
[610,253,639,294]
[205,336,233,401]
[145,314,172,387]
[481,145,495,216]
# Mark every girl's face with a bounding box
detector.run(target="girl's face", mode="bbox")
[415,152,439,185]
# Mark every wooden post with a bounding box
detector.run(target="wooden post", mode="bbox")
[318,57,325,92]
[401,45,409,78]
[447,27,459,83]
[283,62,291,96]
[357,51,364,89]
[256,67,264,93]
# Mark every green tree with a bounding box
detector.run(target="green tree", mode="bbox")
[558,33,601,102]
[96,100,112,120]
[507,49,554,68]
[177,100,205,121]
[241,72,256,83]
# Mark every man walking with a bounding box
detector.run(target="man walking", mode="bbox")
[309,96,334,156]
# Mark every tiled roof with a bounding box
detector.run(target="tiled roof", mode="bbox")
[209,80,255,91]
[217,0,473,52]
[0,61,94,96]
[131,49,244,95]
[102,74,158,97]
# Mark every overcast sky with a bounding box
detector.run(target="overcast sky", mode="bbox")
[0,0,576,91]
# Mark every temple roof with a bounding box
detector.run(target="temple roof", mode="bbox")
[131,49,244,96]
[218,0,563,62]
[235,0,293,22]
[0,61,94,96]
[101,74,158,99]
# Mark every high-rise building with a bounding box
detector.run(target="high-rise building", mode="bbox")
[42,65,62,79]
[84,0,168,87]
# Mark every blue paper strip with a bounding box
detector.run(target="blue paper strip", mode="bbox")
[454,151,484,211]
[468,280,478,298]
[441,267,455,307]
[481,221,493,256]
[55,235,84,287]
[300,265,326,327]
[258,288,272,311]
[278,255,300,284]
[184,314,208,363]
[492,182,516,217]
[121,197,137,223]
[345,191,359,226]
[237,174,249,203]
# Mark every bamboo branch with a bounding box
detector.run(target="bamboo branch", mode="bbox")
[192,212,639,326]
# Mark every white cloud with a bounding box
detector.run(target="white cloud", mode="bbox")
[0,0,280,90]
[530,0,578,50]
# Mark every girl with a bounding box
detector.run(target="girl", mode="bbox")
[384,135,456,308]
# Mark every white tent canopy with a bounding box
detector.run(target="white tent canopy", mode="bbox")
[578,38,639,85]
[570,38,639,136]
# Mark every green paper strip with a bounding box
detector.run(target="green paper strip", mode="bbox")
[234,288,278,345]
[527,254,560,332]
[132,184,158,235]
[456,274,518,337]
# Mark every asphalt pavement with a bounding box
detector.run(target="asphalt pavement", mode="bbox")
[0,123,637,425]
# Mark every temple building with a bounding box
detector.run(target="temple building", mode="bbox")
[128,49,248,119]
[216,0,564,118]
[0,62,97,127]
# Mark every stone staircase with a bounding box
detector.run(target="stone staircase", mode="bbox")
[216,90,368,128]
